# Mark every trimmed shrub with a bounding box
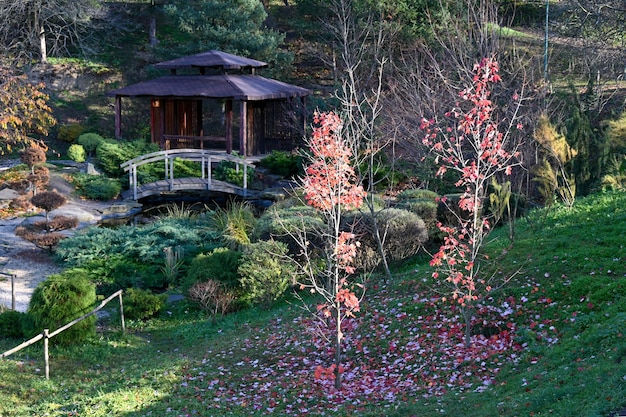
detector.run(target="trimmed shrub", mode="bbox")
[96,140,158,177]
[9,195,33,211]
[20,143,47,170]
[67,144,86,163]
[397,189,439,201]
[81,177,121,200]
[57,123,85,143]
[254,204,324,240]
[49,215,79,231]
[346,208,428,270]
[77,133,105,156]
[259,150,302,178]
[31,191,67,231]
[214,160,255,187]
[24,231,66,252]
[27,165,50,192]
[185,247,242,292]
[0,310,26,338]
[123,288,166,320]
[24,271,96,345]
[238,240,293,308]
[396,190,439,236]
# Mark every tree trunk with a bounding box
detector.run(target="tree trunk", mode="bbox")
[39,27,47,64]
[334,304,342,389]
[149,15,158,46]
[463,307,472,348]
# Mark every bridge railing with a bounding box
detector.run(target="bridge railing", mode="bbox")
[120,149,256,201]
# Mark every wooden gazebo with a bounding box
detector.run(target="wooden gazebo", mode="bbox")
[107,50,309,156]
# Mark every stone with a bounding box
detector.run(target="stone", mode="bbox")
[86,162,102,176]
[0,188,20,200]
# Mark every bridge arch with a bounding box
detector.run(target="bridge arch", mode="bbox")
[120,149,257,201]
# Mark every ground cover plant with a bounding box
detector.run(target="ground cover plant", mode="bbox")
[0,191,623,416]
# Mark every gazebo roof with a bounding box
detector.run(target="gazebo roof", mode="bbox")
[153,50,268,71]
[107,74,309,101]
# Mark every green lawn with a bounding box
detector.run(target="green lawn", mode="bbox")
[1,191,625,416]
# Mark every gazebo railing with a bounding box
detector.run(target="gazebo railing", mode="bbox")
[162,135,231,153]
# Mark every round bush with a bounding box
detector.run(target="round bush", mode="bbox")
[0,310,26,338]
[397,189,439,201]
[57,123,85,143]
[346,208,428,270]
[254,205,324,240]
[24,271,96,345]
[123,288,166,320]
[67,144,86,163]
[238,240,294,308]
[77,133,105,155]
[81,177,121,200]
[185,247,242,292]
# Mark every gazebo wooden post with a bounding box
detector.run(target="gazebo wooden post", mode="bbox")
[115,97,122,139]
[300,96,307,136]
[239,101,247,156]
[225,99,233,154]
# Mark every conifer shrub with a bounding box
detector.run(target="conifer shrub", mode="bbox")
[238,240,294,309]
[345,208,428,270]
[77,133,105,157]
[95,140,158,177]
[27,165,50,192]
[214,160,255,187]
[48,215,79,231]
[57,123,85,143]
[185,247,242,293]
[396,189,439,234]
[81,176,121,200]
[20,143,47,170]
[259,150,303,177]
[31,190,67,232]
[254,205,325,255]
[67,144,86,163]
[23,271,96,345]
[0,310,26,338]
[9,195,33,211]
[123,288,166,320]
[23,231,66,252]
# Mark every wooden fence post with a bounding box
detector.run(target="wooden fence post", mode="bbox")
[11,274,15,311]
[43,329,50,380]
[118,292,125,333]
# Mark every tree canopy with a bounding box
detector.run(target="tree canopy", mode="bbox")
[0,67,56,154]
[0,0,101,64]
[161,0,292,73]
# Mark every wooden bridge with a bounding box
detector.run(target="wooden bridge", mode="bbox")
[120,149,257,201]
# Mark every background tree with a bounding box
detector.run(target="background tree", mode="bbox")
[161,0,292,73]
[531,114,577,206]
[290,112,365,390]
[320,0,394,278]
[421,58,522,347]
[384,0,539,197]
[0,67,56,154]
[0,0,101,64]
